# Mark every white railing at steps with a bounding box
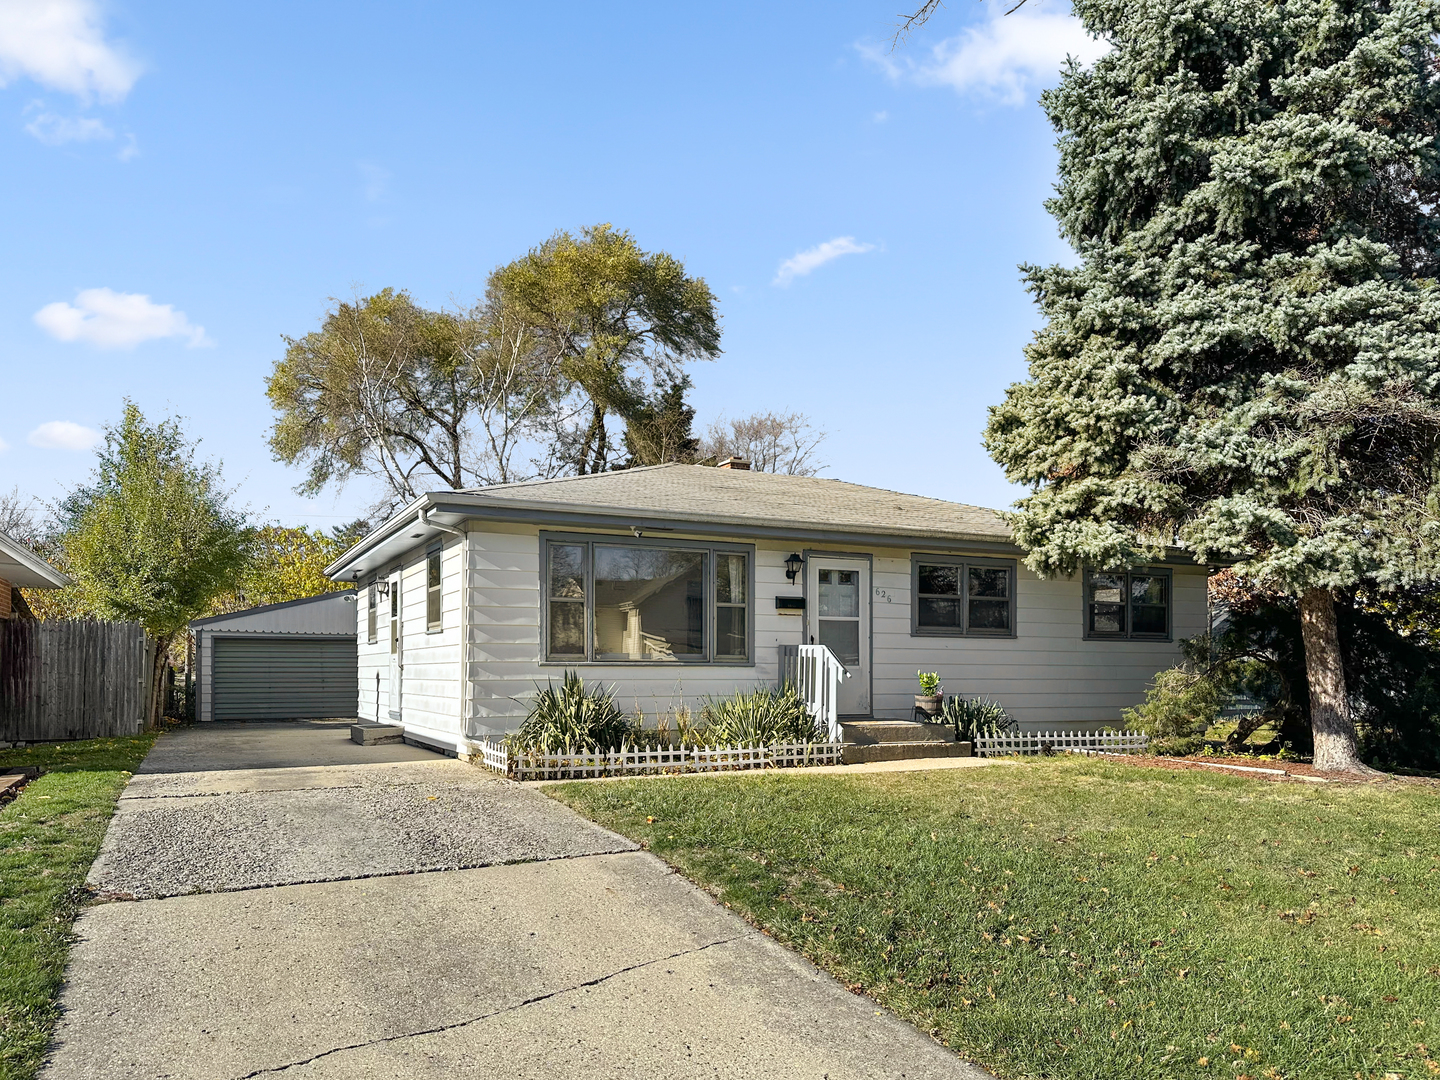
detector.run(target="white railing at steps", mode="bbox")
[779,644,849,743]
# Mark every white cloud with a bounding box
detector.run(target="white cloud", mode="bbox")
[863,1,1108,106]
[28,420,100,451]
[116,130,136,160]
[0,435,9,452]
[872,109,889,123]
[34,288,212,349]
[22,100,112,143]
[0,0,142,103]
[773,237,876,287]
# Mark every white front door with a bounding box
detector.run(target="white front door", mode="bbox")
[807,556,870,716]
[387,572,402,720]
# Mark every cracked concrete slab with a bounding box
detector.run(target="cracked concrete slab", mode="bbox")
[89,774,635,899]
[45,853,986,1080]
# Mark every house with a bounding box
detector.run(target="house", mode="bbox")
[0,530,69,618]
[189,592,359,721]
[324,462,1208,757]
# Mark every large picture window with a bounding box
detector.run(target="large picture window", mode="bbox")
[1085,568,1171,640]
[543,536,752,664]
[911,555,1017,637]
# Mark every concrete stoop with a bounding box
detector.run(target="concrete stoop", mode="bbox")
[839,719,974,765]
[350,721,404,746]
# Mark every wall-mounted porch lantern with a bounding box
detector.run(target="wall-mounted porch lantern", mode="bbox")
[784,552,803,584]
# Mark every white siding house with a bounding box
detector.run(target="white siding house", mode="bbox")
[327,464,1209,756]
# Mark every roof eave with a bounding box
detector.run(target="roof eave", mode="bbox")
[0,533,70,589]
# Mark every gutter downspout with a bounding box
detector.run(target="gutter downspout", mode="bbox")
[419,506,470,753]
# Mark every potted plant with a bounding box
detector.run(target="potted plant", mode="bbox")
[914,671,944,720]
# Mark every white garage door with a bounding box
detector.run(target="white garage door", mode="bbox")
[212,637,358,720]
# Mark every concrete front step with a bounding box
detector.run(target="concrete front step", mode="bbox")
[350,721,404,746]
[842,741,974,765]
[840,719,956,745]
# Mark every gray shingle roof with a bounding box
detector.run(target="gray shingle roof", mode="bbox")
[454,464,1012,544]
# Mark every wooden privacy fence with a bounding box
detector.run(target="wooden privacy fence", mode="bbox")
[0,620,153,742]
[478,738,844,780]
[974,729,1149,757]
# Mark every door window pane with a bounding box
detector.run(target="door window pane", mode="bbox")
[593,546,706,660]
[818,569,859,617]
[818,619,861,665]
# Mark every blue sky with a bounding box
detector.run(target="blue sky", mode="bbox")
[0,0,1104,530]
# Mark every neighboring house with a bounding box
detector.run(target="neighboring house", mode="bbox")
[325,461,1208,757]
[0,530,68,618]
[190,592,359,721]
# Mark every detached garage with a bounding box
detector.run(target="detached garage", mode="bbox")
[190,592,359,721]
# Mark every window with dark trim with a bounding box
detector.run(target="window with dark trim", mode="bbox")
[1084,568,1171,640]
[910,555,1017,637]
[543,535,752,664]
[426,549,442,632]
[366,582,378,643]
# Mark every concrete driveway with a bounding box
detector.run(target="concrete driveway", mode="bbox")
[43,721,992,1080]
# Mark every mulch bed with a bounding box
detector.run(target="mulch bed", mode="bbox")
[1095,753,1439,787]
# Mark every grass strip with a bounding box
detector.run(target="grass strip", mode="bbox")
[0,735,154,1080]
[551,757,1440,1080]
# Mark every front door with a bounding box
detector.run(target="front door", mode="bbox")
[807,556,870,716]
[387,572,402,720]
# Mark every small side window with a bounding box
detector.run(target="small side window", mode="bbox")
[911,555,1016,637]
[367,582,378,644]
[426,550,442,631]
[1085,568,1170,640]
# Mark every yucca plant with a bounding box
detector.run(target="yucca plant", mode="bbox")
[940,695,1015,743]
[514,670,634,752]
[700,685,824,746]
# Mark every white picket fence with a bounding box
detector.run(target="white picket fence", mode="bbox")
[476,738,844,780]
[974,729,1149,757]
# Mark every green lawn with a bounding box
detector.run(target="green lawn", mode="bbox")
[0,735,154,1080]
[551,758,1440,1080]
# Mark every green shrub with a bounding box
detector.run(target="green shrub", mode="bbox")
[700,685,824,746]
[1121,665,1220,755]
[514,670,635,752]
[940,696,1015,742]
[916,671,941,696]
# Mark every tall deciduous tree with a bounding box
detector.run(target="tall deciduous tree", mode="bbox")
[984,0,1440,773]
[267,288,562,508]
[699,411,827,475]
[56,403,252,723]
[489,224,722,475]
[208,525,352,614]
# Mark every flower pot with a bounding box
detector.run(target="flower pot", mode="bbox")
[913,694,943,719]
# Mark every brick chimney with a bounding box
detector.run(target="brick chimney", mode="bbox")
[716,457,751,471]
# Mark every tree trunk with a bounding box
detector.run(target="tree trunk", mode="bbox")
[148,633,175,729]
[1297,588,1375,774]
